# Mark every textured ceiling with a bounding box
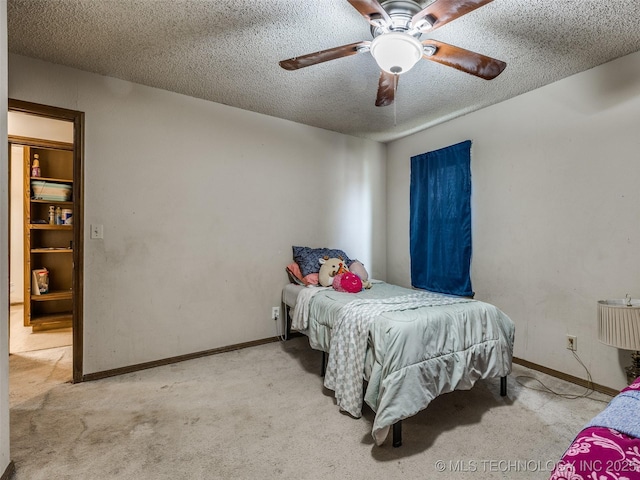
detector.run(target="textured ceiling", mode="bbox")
[8,0,640,142]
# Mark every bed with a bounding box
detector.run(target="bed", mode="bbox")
[281,277,515,447]
[549,378,640,479]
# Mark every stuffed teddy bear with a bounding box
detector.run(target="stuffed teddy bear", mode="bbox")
[318,256,371,293]
[318,256,349,287]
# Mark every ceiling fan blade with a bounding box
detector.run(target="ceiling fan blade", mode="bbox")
[279,41,370,70]
[347,0,391,27]
[411,0,494,32]
[375,71,397,107]
[423,40,506,80]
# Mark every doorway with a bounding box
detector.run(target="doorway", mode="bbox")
[8,99,84,383]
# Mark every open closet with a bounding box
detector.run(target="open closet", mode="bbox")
[8,99,84,382]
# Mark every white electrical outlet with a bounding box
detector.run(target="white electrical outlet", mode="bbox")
[566,335,577,351]
[272,307,280,321]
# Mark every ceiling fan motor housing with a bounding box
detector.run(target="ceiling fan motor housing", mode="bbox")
[371,0,425,36]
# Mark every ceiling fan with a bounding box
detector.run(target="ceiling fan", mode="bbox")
[279,0,506,107]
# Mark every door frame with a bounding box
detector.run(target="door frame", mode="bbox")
[8,98,84,383]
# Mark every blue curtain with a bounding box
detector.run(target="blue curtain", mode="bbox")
[410,140,473,296]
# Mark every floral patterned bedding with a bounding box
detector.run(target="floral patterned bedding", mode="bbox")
[550,378,640,480]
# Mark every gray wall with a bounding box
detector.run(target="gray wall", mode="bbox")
[386,50,640,391]
[8,54,387,375]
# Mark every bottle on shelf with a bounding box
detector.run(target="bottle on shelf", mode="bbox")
[31,154,40,177]
[48,206,55,225]
[55,206,62,225]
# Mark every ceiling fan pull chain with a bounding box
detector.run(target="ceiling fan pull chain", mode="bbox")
[393,95,397,126]
[393,74,398,126]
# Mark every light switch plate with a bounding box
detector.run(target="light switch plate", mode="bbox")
[90,224,104,239]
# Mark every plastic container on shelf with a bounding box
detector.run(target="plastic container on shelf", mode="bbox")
[31,180,72,201]
[61,209,72,225]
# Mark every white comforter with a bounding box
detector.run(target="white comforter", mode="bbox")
[323,292,472,419]
[295,282,515,446]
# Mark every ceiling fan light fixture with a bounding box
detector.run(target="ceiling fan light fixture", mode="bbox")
[370,32,423,75]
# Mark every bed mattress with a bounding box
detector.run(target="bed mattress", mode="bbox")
[282,284,304,310]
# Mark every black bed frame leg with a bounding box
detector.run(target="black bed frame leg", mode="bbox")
[393,421,402,448]
[321,351,327,377]
[500,376,507,397]
[284,304,291,340]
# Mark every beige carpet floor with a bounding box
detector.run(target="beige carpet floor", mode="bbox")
[9,337,612,480]
[9,304,72,354]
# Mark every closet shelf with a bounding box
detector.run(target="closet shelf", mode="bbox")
[31,247,72,254]
[30,313,73,332]
[29,224,72,230]
[31,290,73,302]
[31,175,73,184]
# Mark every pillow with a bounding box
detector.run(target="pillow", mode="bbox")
[348,260,369,281]
[292,246,352,277]
[286,263,320,286]
[286,263,305,285]
[303,273,319,286]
